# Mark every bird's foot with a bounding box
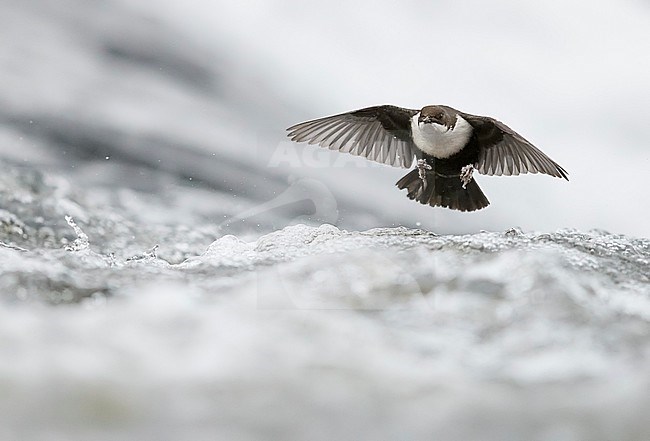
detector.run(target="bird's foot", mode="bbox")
[417,159,432,181]
[460,164,474,189]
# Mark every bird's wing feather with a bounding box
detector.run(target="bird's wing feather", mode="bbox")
[460,113,569,180]
[287,105,420,168]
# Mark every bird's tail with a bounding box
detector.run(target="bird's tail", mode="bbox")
[396,168,490,212]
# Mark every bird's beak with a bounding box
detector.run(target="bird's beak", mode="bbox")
[419,116,432,124]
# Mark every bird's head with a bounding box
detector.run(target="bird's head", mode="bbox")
[418,106,451,130]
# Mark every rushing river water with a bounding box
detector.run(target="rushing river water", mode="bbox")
[1,160,649,440]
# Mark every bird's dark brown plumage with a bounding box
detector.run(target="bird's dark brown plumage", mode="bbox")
[287,104,568,211]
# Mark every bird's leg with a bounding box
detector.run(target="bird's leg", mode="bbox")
[460,164,474,189]
[417,159,432,181]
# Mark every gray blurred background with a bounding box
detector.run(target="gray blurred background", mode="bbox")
[1,0,649,237]
[2,3,650,440]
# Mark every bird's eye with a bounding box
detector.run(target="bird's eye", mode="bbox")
[437,113,444,119]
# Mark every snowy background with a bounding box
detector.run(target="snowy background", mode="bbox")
[1,0,649,440]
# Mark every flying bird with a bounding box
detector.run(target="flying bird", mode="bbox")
[287,105,568,212]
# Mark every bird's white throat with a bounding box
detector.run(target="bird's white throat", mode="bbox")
[411,114,473,159]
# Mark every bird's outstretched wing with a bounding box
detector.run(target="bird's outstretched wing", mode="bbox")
[460,113,569,180]
[287,105,420,168]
